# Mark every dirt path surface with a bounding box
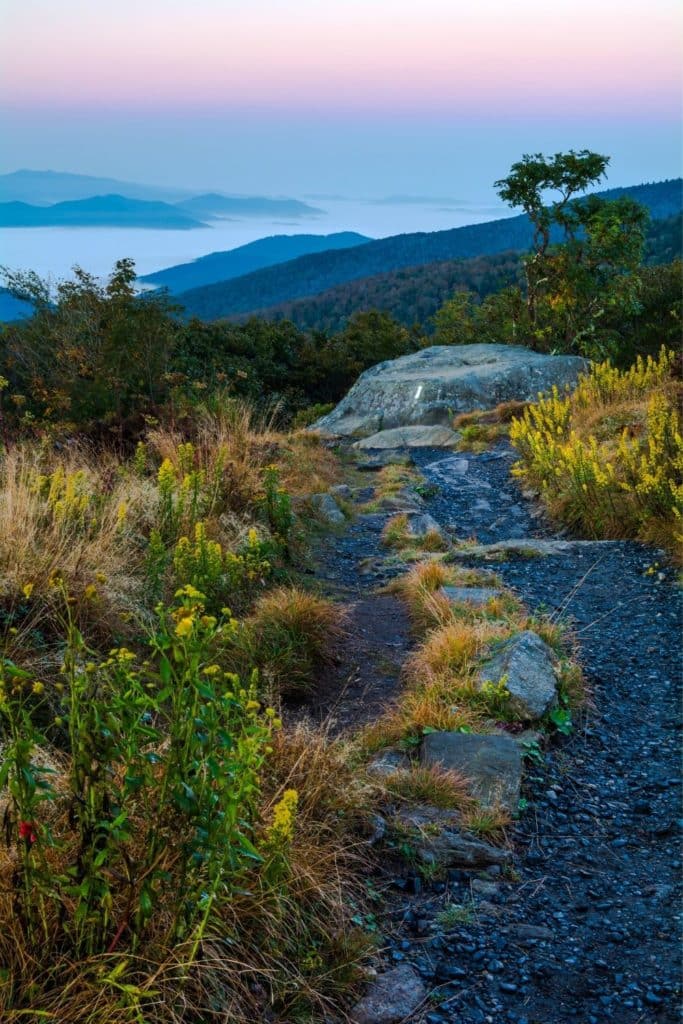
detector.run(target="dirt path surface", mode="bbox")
[313,444,682,1024]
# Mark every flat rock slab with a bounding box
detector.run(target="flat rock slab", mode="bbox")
[416,828,512,869]
[420,732,522,812]
[351,964,426,1024]
[453,538,624,559]
[356,450,414,470]
[314,343,586,437]
[479,630,559,720]
[441,585,501,606]
[353,424,460,449]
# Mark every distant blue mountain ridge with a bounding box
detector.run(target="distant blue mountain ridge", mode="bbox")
[0,195,207,229]
[140,232,372,292]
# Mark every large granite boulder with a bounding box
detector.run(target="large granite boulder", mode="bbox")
[313,343,586,438]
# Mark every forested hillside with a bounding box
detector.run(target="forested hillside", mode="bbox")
[176,179,682,320]
[246,212,682,333]
[246,251,524,332]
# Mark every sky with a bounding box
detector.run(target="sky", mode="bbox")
[1,0,681,200]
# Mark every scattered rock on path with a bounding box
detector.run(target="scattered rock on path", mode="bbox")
[406,512,446,540]
[478,629,559,720]
[375,489,424,512]
[366,749,411,779]
[314,343,586,437]
[329,483,352,500]
[351,964,426,1024]
[353,424,460,449]
[309,492,345,524]
[416,828,512,869]
[421,732,522,812]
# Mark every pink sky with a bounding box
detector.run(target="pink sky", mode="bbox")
[3,0,681,118]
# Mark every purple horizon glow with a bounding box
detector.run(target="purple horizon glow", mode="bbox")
[3,0,681,119]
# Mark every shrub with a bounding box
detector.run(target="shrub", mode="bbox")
[240,586,348,695]
[0,587,278,1015]
[510,348,683,554]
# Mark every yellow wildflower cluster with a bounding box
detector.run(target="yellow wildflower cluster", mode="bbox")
[573,347,676,409]
[267,789,298,845]
[33,466,94,527]
[510,348,682,550]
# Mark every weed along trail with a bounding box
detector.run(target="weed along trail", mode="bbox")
[309,434,681,1024]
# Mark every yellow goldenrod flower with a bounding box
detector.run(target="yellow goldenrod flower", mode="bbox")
[175,616,195,638]
[268,789,298,844]
[22,582,34,599]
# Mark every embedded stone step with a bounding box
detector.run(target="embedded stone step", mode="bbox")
[420,732,522,812]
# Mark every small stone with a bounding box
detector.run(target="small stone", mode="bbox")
[351,964,426,1024]
[329,483,352,500]
[366,749,411,779]
[309,492,345,524]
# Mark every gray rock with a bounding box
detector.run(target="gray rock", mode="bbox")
[356,450,414,470]
[375,489,424,512]
[478,630,559,720]
[471,878,501,897]
[353,424,460,449]
[366,749,411,779]
[393,803,461,831]
[441,585,501,607]
[366,813,388,846]
[416,829,512,869]
[351,964,426,1024]
[452,537,623,560]
[406,513,445,540]
[329,483,352,500]
[314,343,586,437]
[309,492,345,524]
[420,732,522,812]
[505,922,554,942]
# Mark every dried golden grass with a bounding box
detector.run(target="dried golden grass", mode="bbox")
[404,619,508,686]
[381,764,474,812]
[0,446,149,668]
[237,586,348,695]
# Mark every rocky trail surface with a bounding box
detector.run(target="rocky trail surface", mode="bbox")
[308,443,682,1024]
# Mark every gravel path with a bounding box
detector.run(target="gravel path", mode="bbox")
[376,445,683,1024]
[308,444,681,1024]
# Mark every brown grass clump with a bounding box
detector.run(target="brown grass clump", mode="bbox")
[382,765,474,812]
[381,514,447,552]
[404,619,508,686]
[461,803,512,840]
[389,560,502,632]
[276,430,342,498]
[453,401,529,452]
[241,586,348,695]
[0,446,149,672]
